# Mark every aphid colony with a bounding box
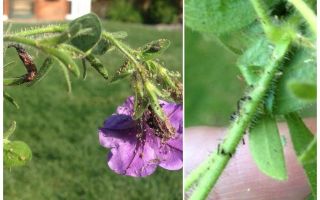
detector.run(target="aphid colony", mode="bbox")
[217,94,253,157]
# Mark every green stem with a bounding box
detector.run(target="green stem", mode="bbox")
[103,32,139,66]
[186,39,291,200]
[288,0,317,35]
[103,31,146,81]
[185,150,217,190]
[250,0,275,39]
[4,35,38,47]
[11,24,67,37]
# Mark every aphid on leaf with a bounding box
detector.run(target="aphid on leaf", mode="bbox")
[8,44,37,82]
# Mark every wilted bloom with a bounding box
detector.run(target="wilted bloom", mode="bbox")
[99,96,182,177]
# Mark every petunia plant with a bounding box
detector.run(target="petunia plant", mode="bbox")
[185,0,316,199]
[4,13,183,177]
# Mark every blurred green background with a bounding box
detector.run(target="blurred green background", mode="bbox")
[4,21,182,200]
[92,0,182,24]
[185,28,245,127]
[185,27,316,127]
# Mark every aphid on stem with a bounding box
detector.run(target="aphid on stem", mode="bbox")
[217,144,233,157]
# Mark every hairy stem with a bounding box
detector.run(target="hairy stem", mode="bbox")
[103,31,145,80]
[103,32,139,66]
[288,0,317,35]
[11,24,67,37]
[250,0,275,39]
[186,39,291,200]
[4,35,38,47]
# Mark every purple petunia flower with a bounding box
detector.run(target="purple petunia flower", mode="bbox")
[99,96,183,177]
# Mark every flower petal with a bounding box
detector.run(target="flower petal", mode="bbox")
[99,128,136,149]
[162,103,182,131]
[116,96,134,115]
[99,96,183,177]
[107,131,160,177]
[104,114,136,130]
[158,133,183,170]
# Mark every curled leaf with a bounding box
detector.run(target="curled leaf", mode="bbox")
[85,54,108,80]
[42,46,80,77]
[139,39,170,61]
[58,61,72,93]
[69,13,102,52]
[144,80,165,120]
[3,92,19,109]
[27,57,53,87]
[110,61,133,83]
[133,77,149,120]
[82,59,87,80]
[8,44,37,82]
[4,121,17,140]
[91,38,114,55]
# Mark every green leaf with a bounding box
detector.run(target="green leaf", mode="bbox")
[145,81,165,120]
[4,121,17,140]
[274,49,316,114]
[218,22,264,54]
[58,61,72,93]
[4,140,32,168]
[237,37,273,85]
[110,31,128,39]
[82,59,87,80]
[42,46,80,77]
[91,38,114,55]
[40,23,81,46]
[305,193,314,200]
[110,61,133,83]
[285,113,316,197]
[249,115,288,180]
[4,61,16,68]
[147,61,176,88]
[185,0,280,35]
[133,79,149,120]
[299,138,316,164]
[69,13,102,52]
[4,92,20,109]
[139,39,170,61]
[85,54,108,80]
[4,76,27,86]
[27,57,53,87]
[288,81,316,101]
[285,113,314,155]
